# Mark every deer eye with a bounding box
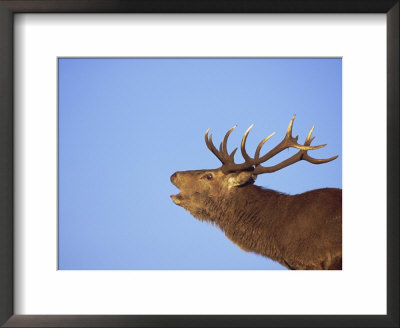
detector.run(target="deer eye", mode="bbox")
[203,173,213,180]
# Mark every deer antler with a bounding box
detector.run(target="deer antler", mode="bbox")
[205,115,338,174]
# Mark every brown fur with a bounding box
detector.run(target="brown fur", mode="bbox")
[170,169,342,270]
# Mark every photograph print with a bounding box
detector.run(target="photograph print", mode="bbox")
[58,58,342,270]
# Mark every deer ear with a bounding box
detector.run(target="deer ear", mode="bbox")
[228,171,257,188]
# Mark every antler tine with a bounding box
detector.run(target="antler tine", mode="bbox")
[302,125,338,164]
[205,129,225,164]
[206,126,239,167]
[289,121,325,151]
[284,115,326,150]
[306,125,315,142]
[240,124,254,162]
[220,124,255,173]
[229,148,238,161]
[221,125,237,158]
[252,146,338,174]
[303,153,339,164]
[253,116,326,165]
[254,132,276,159]
[286,114,297,138]
[252,124,338,174]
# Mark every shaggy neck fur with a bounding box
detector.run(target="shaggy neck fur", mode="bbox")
[190,184,342,270]
[194,185,287,266]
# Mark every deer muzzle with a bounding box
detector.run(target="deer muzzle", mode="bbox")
[170,172,183,205]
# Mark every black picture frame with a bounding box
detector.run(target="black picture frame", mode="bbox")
[0,1,398,327]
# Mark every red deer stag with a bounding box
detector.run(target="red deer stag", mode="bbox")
[170,115,342,270]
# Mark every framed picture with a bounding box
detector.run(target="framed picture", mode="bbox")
[0,1,398,327]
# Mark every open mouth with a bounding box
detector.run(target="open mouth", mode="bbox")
[170,192,183,200]
[170,186,184,204]
[170,174,183,204]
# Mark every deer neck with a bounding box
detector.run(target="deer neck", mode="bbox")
[207,185,286,261]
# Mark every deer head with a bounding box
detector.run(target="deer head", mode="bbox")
[170,115,337,215]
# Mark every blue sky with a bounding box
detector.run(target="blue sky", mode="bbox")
[58,58,342,270]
